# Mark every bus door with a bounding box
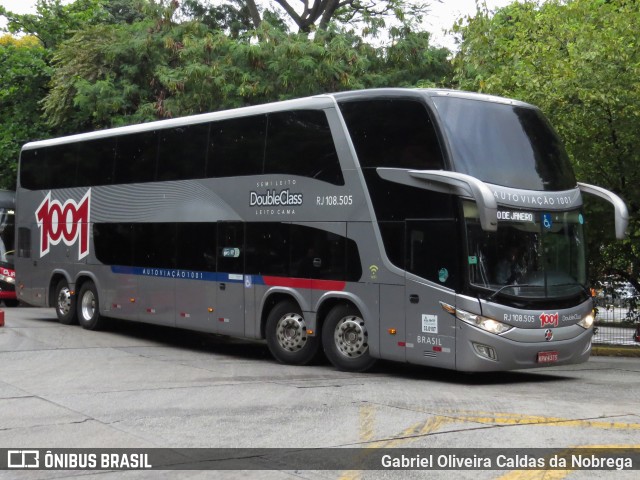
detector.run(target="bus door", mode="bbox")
[215,222,245,337]
[403,219,458,369]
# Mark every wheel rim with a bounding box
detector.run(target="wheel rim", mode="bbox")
[80,290,95,321]
[57,287,71,316]
[334,315,369,358]
[275,313,308,352]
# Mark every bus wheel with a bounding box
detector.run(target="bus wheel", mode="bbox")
[54,279,77,325]
[322,304,376,372]
[77,281,107,330]
[266,301,319,365]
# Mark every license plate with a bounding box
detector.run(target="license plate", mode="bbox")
[537,351,559,363]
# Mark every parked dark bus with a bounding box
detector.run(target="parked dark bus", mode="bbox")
[15,89,628,371]
[0,189,17,306]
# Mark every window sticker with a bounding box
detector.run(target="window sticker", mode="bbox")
[422,314,438,334]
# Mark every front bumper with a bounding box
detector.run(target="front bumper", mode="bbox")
[455,321,593,372]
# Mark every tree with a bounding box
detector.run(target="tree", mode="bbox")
[452,0,640,284]
[43,1,451,132]
[0,35,51,189]
[0,0,109,48]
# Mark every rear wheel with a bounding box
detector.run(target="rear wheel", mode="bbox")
[266,300,320,365]
[322,304,376,372]
[77,281,107,330]
[54,279,77,325]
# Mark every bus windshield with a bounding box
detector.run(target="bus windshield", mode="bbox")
[464,201,587,302]
[431,96,576,191]
[0,206,15,265]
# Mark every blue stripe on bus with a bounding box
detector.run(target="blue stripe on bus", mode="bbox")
[110,265,252,283]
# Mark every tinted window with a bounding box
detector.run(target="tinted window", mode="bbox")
[114,131,158,184]
[17,227,31,259]
[76,138,116,186]
[158,124,209,181]
[176,223,217,271]
[265,110,343,185]
[406,220,459,289]
[207,116,266,177]
[339,99,445,170]
[246,223,290,276]
[21,145,77,190]
[431,97,576,191]
[134,223,177,269]
[94,223,134,265]
[290,225,361,281]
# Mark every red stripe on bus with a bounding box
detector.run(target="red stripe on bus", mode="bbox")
[262,276,346,291]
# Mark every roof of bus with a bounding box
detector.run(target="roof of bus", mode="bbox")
[22,88,534,150]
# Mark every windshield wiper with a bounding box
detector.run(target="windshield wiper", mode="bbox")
[488,284,541,301]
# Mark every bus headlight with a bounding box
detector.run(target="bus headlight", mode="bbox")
[0,272,15,285]
[455,308,512,335]
[577,311,595,329]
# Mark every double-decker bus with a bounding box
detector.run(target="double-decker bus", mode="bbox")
[15,89,628,372]
[0,190,17,307]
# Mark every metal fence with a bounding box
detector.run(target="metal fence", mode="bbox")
[593,298,640,347]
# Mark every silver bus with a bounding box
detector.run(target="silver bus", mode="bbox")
[15,89,628,372]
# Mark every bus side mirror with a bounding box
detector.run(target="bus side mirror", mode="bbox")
[578,183,629,239]
[377,168,498,232]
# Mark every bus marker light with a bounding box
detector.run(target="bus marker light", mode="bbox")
[388,328,397,335]
[146,308,155,314]
[306,329,314,335]
[112,303,121,309]
[398,341,406,347]
[219,318,229,323]
[180,312,190,318]
[433,346,442,352]
[129,298,136,303]
[472,342,498,361]
[207,307,214,313]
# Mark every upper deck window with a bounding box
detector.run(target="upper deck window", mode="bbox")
[432,96,576,191]
[339,98,445,170]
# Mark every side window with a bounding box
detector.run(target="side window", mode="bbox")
[245,223,289,276]
[207,116,266,178]
[339,98,445,170]
[17,227,31,259]
[265,110,344,185]
[114,131,159,184]
[289,225,361,281]
[176,223,217,271]
[133,223,177,269]
[158,124,209,181]
[405,220,459,289]
[76,138,116,187]
[94,223,134,266]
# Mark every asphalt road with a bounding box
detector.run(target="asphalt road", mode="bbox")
[1,307,639,479]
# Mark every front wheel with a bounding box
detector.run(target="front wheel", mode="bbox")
[266,300,320,365]
[77,281,108,330]
[322,304,376,372]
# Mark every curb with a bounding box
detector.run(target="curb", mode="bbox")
[591,344,640,358]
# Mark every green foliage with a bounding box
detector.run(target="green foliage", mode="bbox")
[42,3,451,131]
[0,36,51,189]
[453,0,640,281]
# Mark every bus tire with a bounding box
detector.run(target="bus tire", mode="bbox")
[54,278,77,325]
[266,300,319,365]
[77,281,107,330]
[322,304,376,372]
